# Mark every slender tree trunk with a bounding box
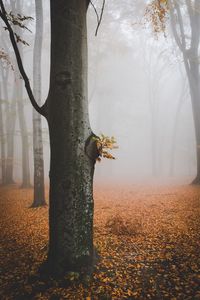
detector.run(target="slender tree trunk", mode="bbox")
[150,101,159,177]
[5,85,17,184]
[0,65,16,184]
[0,84,6,184]
[151,116,158,177]
[46,0,97,276]
[17,79,31,188]
[182,47,200,183]
[31,0,46,207]
[188,61,200,183]
[14,0,31,188]
[169,97,184,176]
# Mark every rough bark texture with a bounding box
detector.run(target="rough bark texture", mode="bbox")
[46,0,97,276]
[31,0,46,207]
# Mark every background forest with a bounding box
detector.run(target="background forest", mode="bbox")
[0,0,200,299]
[0,0,197,187]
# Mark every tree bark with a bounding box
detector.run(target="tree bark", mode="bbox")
[46,0,98,276]
[31,0,46,207]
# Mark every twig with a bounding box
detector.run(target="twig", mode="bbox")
[90,0,100,24]
[89,0,105,36]
[95,0,105,36]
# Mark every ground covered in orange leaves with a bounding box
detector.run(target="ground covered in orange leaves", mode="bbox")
[0,184,200,299]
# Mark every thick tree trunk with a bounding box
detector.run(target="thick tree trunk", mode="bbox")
[0,0,96,277]
[46,0,97,276]
[31,0,46,207]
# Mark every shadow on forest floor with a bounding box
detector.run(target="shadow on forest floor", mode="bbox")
[0,184,200,299]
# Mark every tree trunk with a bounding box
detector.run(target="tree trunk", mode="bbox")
[151,116,158,177]
[46,0,97,276]
[0,65,16,184]
[0,0,97,277]
[188,60,200,184]
[5,85,17,184]
[0,84,6,184]
[169,96,184,177]
[182,47,200,184]
[17,80,31,188]
[31,0,46,207]
[14,0,31,189]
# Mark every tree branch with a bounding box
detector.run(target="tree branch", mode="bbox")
[0,0,46,117]
[95,0,105,36]
[90,0,100,24]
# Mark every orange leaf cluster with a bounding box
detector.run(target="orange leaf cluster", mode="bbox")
[0,48,14,70]
[144,0,169,35]
[94,134,118,162]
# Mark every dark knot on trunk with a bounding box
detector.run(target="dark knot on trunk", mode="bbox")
[85,133,99,163]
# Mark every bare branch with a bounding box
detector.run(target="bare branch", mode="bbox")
[0,0,46,117]
[90,0,100,24]
[95,0,105,36]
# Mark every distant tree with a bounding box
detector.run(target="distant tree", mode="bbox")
[146,0,200,184]
[0,82,6,184]
[0,42,16,185]
[31,0,46,207]
[169,75,188,176]
[170,0,200,184]
[140,37,171,177]
[14,0,31,188]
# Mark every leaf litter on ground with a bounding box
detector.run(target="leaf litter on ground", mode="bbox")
[0,184,200,299]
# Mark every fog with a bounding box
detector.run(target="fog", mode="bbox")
[0,0,198,186]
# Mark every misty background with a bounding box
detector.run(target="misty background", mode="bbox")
[0,0,196,185]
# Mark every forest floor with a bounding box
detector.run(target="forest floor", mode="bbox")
[0,184,200,300]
